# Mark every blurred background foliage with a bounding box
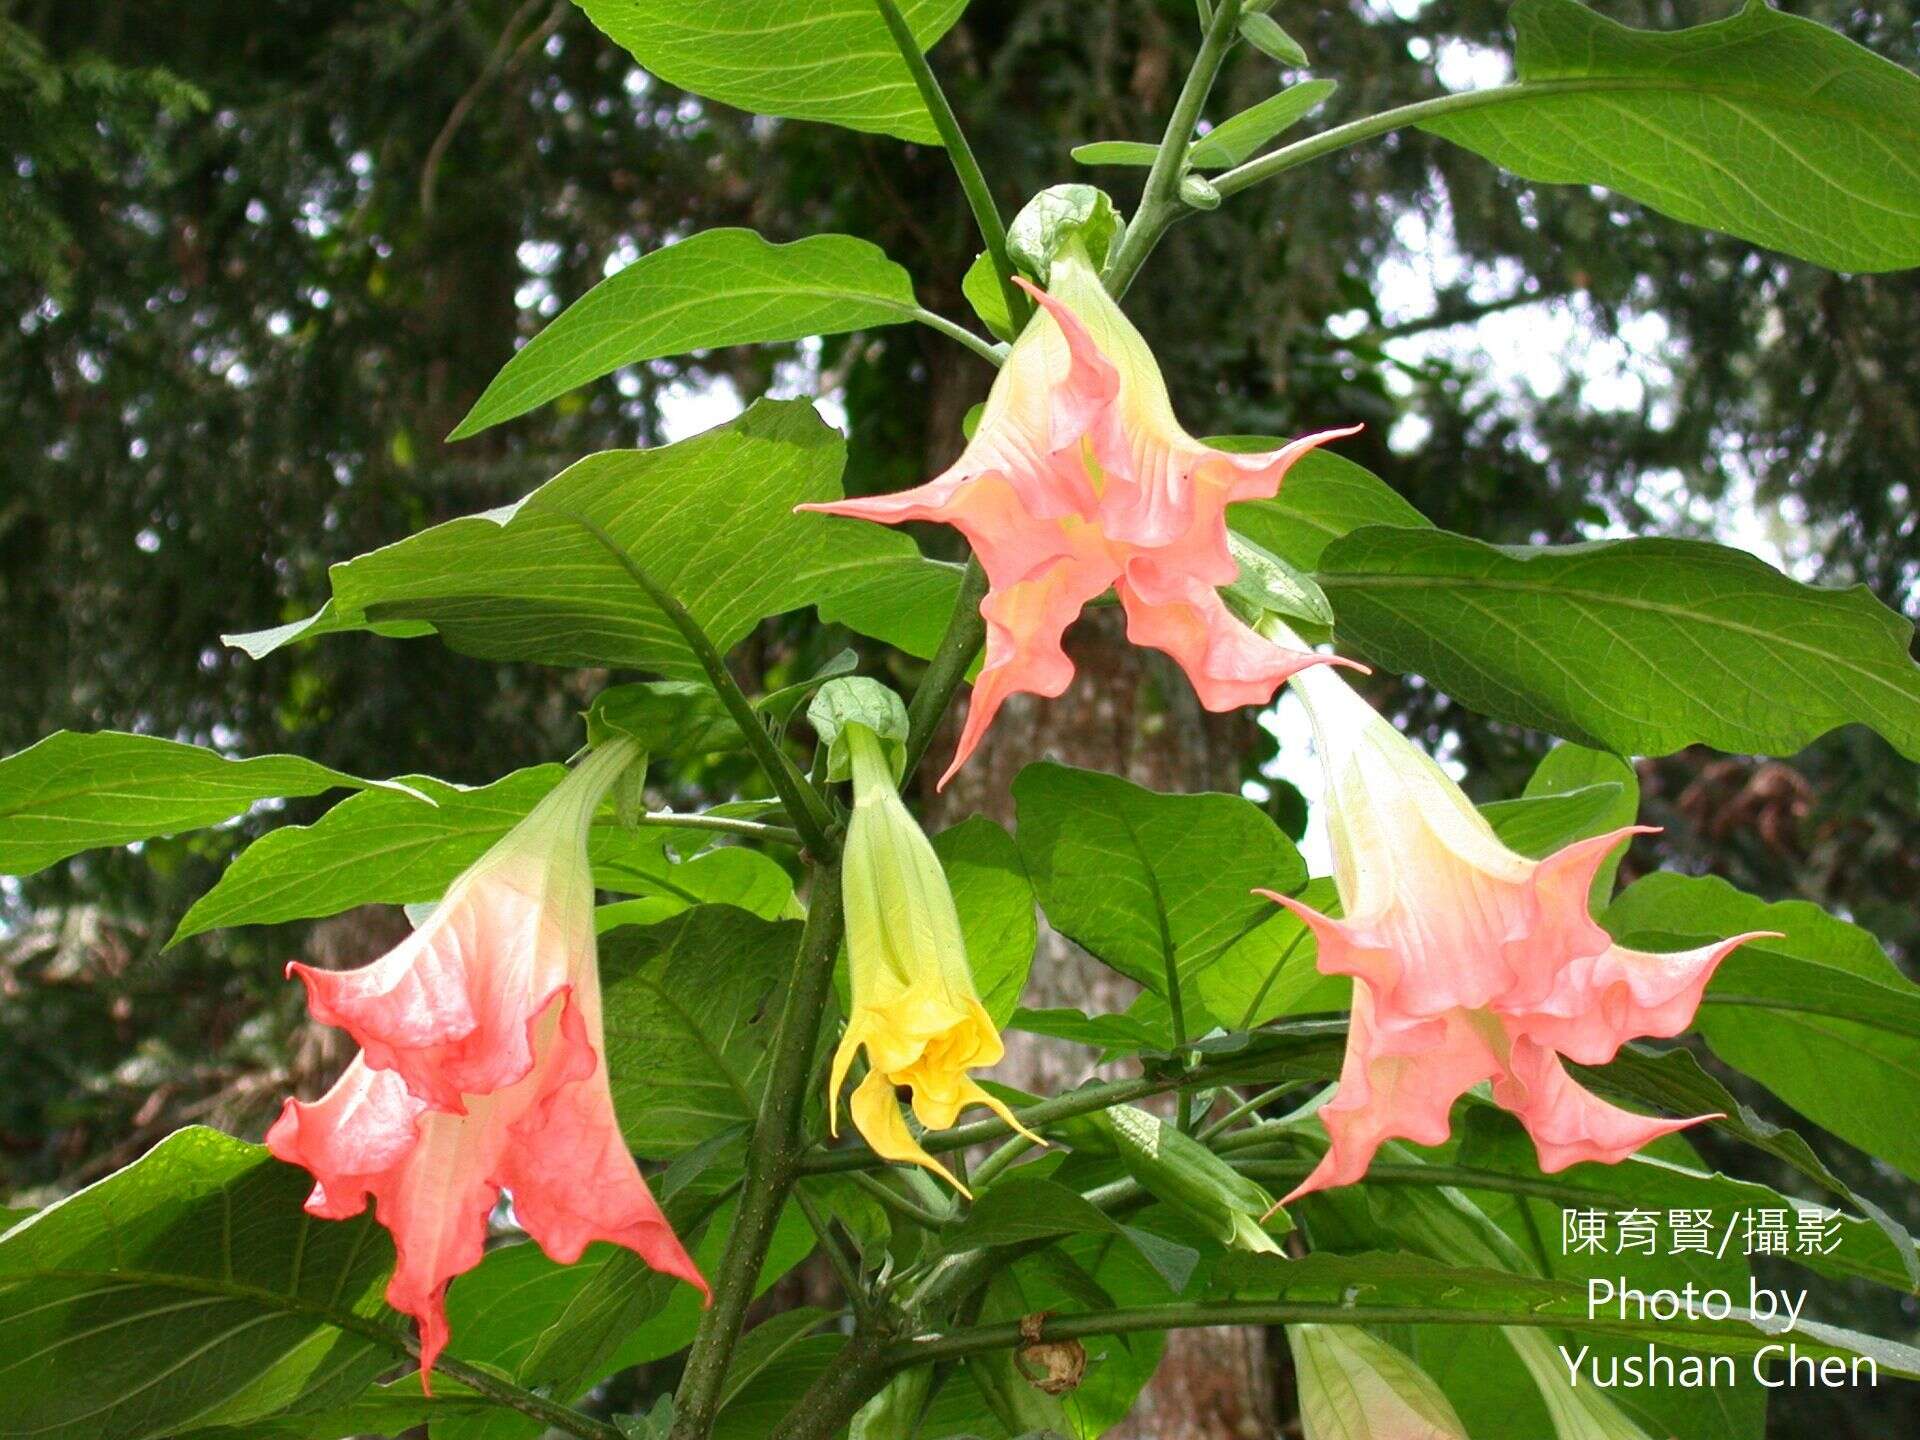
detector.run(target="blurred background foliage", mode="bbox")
[2,1,1917,1431]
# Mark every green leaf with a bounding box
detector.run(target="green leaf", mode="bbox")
[1318,528,1920,761]
[1189,79,1336,168]
[1609,873,1920,1182]
[599,906,803,1159]
[1422,0,1920,273]
[711,1336,843,1440]
[172,768,779,942]
[1069,139,1162,167]
[1219,1250,1920,1377]
[229,400,927,679]
[1453,1106,1916,1296]
[1237,11,1309,68]
[0,1128,400,1440]
[1479,781,1626,860]
[1012,762,1307,999]
[813,552,971,662]
[0,731,377,878]
[451,231,918,438]
[944,1173,1200,1294]
[568,0,968,144]
[934,816,1036,1029]
[432,1200,814,1440]
[1518,742,1639,903]
[1578,1043,1918,1275]
[1220,444,1431,570]
[961,249,1016,342]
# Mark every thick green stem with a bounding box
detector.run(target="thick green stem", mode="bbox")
[1100,0,1244,297]
[873,0,1031,333]
[890,1301,1604,1367]
[1211,79,1645,199]
[900,555,989,786]
[768,1327,895,1440]
[560,512,839,856]
[669,860,846,1440]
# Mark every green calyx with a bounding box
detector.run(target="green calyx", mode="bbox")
[1006,184,1127,284]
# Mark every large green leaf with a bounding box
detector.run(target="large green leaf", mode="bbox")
[933,815,1036,1028]
[432,1200,814,1440]
[451,231,918,438]
[1422,0,1920,273]
[1318,528,1920,760]
[1221,445,1431,570]
[0,731,375,878]
[1215,1250,1920,1376]
[226,400,934,677]
[0,1127,401,1440]
[568,0,968,144]
[172,767,789,942]
[599,905,802,1158]
[1609,872,1920,1182]
[1011,762,1307,1001]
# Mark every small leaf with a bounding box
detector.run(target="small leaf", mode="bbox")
[961,250,1017,342]
[1237,11,1310,68]
[1070,140,1161,167]
[806,676,910,782]
[1189,79,1336,167]
[0,731,379,878]
[451,231,918,438]
[934,816,1037,1029]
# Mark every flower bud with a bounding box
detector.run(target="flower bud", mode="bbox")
[1092,1103,1287,1252]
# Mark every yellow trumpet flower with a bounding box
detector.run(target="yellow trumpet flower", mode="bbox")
[828,722,1039,1192]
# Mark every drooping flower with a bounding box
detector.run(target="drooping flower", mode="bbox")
[266,739,706,1381]
[829,720,1039,1191]
[799,242,1361,786]
[1288,1325,1469,1440]
[1257,644,1775,1205]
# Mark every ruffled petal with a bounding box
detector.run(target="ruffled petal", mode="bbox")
[286,865,572,1112]
[1494,1035,1713,1173]
[1280,986,1501,1208]
[1505,931,1775,1066]
[848,1066,966,1194]
[1118,560,1356,712]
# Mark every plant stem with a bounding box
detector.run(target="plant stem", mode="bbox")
[1100,0,1244,297]
[873,0,1031,333]
[668,859,846,1440]
[560,511,839,856]
[634,810,804,845]
[429,1354,627,1440]
[768,1327,895,1440]
[795,1185,872,1315]
[900,555,989,786]
[1210,79,1642,199]
[889,1301,1579,1367]
[911,306,1005,367]
[838,1167,953,1230]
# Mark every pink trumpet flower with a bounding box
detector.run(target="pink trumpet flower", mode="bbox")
[1257,650,1777,1208]
[267,740,706,1384]
[799,243,1361,786]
